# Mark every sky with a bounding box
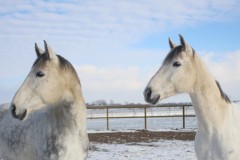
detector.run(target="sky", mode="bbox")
[0,0,240,104]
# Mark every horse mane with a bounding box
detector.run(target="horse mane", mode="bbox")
[163,44,230,103]
[163,45,183,64]
[32,52,49,68]
[163,45,196,64]
[32,53,80,84]
[215,80,231,103]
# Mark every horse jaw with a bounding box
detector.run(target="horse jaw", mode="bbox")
[144,65,178,104]
[10,96,45,121]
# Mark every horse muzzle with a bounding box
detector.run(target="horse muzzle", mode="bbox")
[11,104,27,120]
[144,87,160,105]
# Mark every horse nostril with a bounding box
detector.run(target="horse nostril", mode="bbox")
[11,104,27,120]
[144,88,152,101]
[144,88,161,104]
[11,104,17,117]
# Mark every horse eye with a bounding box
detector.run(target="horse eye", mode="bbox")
[36,71,45,77]
[173,62,181,67]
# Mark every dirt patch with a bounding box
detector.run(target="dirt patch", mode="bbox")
[88,130,196,144]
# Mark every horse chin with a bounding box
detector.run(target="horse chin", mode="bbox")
[148,95,160,105]
[19,110,28,121]
[11,109,28,121]
[160,92,175,101]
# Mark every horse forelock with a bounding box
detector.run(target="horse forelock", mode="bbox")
[163,45,195,64]
[163,45,183,64]
[32,53,49,69]
[32,54,80,85]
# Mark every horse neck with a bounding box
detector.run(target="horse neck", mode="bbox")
[71,85,87,132]
[48,82,87,135]
[67,82,87,133]
[190,54,230,131]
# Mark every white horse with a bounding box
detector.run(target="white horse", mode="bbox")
[0,41,89,160]
[144,35,240,160]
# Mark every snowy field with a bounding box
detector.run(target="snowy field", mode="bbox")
[0,103,197,159]
[87,117,197,131]
[87,107,197,131]
[87,107,197,159]
[88,140,196,160]
[1,103,197,131]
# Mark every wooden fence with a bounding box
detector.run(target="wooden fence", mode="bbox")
[87,103,195,130]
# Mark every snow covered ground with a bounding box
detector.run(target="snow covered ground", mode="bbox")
[87,117,197,131]
[88,140,196,160]
[0,103,197,159]
[87,107,197,131]
[1,103,196,131]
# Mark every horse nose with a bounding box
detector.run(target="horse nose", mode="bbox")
[144,88,152,102]
[144,87,160,105]
[11,103,17,117]
[11,104,27,120]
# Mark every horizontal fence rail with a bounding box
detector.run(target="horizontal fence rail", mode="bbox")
[87,103,195,130]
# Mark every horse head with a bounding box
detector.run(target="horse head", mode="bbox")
[144,35,196,105]
[11,41,81,120]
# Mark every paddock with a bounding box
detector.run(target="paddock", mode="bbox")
[88,130,196,160]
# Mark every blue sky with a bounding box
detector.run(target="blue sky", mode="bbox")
[0,0,240,104]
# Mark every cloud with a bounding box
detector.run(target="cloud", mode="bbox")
[1,0,239,57]
[0,0,240,104]
[75,64,152,103]
[202,50,240,101]
[74,49,240,103]
[1,1,239,65]
[77,65,140,91]
[0,0,239,48]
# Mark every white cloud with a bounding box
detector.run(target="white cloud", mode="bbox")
[1,0,239,55]
[0,0,239,48]
[202,50,240,101]
[0,0,240,104]
[77,65,150,91]
[74,50,240,103]
[75,65,152,103]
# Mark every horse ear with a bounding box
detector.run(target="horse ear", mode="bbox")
[35,43,44,57]
[44,40,56,60]
[179,34,190,50]
[168,37,177,49]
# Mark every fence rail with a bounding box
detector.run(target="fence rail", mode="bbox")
[87,103,195,130]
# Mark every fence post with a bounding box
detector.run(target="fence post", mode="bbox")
[106,107,109,130]
[144,107,147,129]
[182,105,185,128]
